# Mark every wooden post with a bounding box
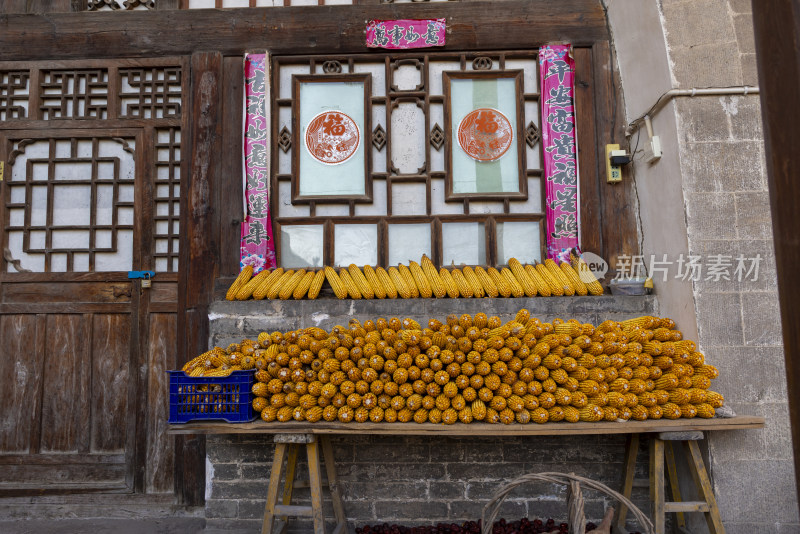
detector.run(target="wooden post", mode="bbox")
[752,1,800,513]
[175,51,224,507]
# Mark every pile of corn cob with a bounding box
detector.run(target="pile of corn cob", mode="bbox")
[225,254,603,301]
[185,312,723,424]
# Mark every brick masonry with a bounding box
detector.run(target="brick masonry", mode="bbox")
[661,0,796,531]
[205,297,661,533]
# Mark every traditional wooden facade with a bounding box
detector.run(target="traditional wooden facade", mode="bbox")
[0,0,637,511]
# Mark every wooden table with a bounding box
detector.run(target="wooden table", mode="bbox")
[170,416,764,534]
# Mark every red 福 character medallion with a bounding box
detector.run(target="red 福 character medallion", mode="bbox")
[305,110,360,165]
[457,108,513,162]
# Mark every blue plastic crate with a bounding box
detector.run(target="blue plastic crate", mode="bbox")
[168,370,257,424]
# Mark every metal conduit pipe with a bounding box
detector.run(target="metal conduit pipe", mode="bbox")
[626,86,760,136]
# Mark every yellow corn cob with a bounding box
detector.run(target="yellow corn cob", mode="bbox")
[307,270,326,299]
[292,271,316,299]
[524,264,552,297]
[487,267,511,297]
[545,259,575,296]
[324,266,348,299]
[409,260,433,298]
[267,269,295,300]
[439,268,461,298]
[252,268,285,300]
[570,252,604,296]
[235,269,270,300]
[461,267,485,298]
[560,263,588,296]
[578,404,604,422]
[348,264,375,299]
[225,265,253,300]
[388,266,412,299]
[375,267,398,299]
[620,316,660,331]
[397,264,420,298]
[696,403,715,418]
[500,268,525,297]
[535,263,564,296]
[278,269,306,300]
[508,258,538,297]
[421,255,446,298]
[473,266,499,298]
[363,265,387,299]
[447,268,471,298]
[338,268,362,299]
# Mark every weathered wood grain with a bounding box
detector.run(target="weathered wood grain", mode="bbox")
[169,415,766,436]
[40,314,90,453]
[1,282,133,303]
[220,55,245,279]
[0,1,609,61]
[145,313,176,494]
[0,315,43,453]
[90,314,130,453]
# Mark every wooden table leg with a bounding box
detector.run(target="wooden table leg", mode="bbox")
[262,442,288,534]
[321,436,348,534]
[685,440,726,534]
[664,441,686,532]
[650,438,666,534]
[279,443,299,529]
[306,439,326,534]
[615,433,639,534]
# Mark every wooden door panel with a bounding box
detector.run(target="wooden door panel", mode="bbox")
[90,313,131,453]
[145,312,176,494]
[40,314,91,454]
[0,315,44,453]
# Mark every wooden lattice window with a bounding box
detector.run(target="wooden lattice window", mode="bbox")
[0,58,186,273]
[272,51,544,270]
[0,71,29,121]
[4,135,137,272]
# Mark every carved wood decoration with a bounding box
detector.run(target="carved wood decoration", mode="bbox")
[0,71,29,120]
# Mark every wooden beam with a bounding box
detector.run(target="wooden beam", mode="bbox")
[0,0,608,61]
[752,0,800,514]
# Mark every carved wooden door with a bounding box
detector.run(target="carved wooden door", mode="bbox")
[0,61,185,496]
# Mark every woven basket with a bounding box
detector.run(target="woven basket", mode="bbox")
[480,472,654,534]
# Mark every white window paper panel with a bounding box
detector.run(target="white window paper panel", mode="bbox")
[95,230,134,271]
[315,203,350,217]
[52,229,90,250]
[393,63,422,92]
[391,102,425,174]
[8,209,24,227]
[29,231,46,250]
[281,225,324,268]
[497,221,541,265]
[355,179,387,216]
[278,181,310,217]
[334,224,378,267]
[31,186,48,226]
[509,178,543,214]
[53,185,92,226]
[391,183,427,216]
[6,232,44,272]
[55,140,71,158]
[354,63,386,98]
[278,141,291,174]
[442,222,485,266]
[51,253,68,272]
[506,59,538,94]
[279,65,310,99]
[430,179,462,215]
[428,61,460,96]
[74,253,89,272]
[525,100,542,170]
[388,224,431,266]
[96,229,112,249]
[469,201,505,215]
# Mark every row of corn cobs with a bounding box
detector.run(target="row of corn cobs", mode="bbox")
[225,254,603,301]
[187,311,722,424]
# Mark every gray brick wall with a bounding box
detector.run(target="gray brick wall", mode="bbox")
[205,297,661,533]
[205,434,655,533]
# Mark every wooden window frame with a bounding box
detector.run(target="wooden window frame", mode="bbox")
[442,69,528,202]
[291,73,373,204]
